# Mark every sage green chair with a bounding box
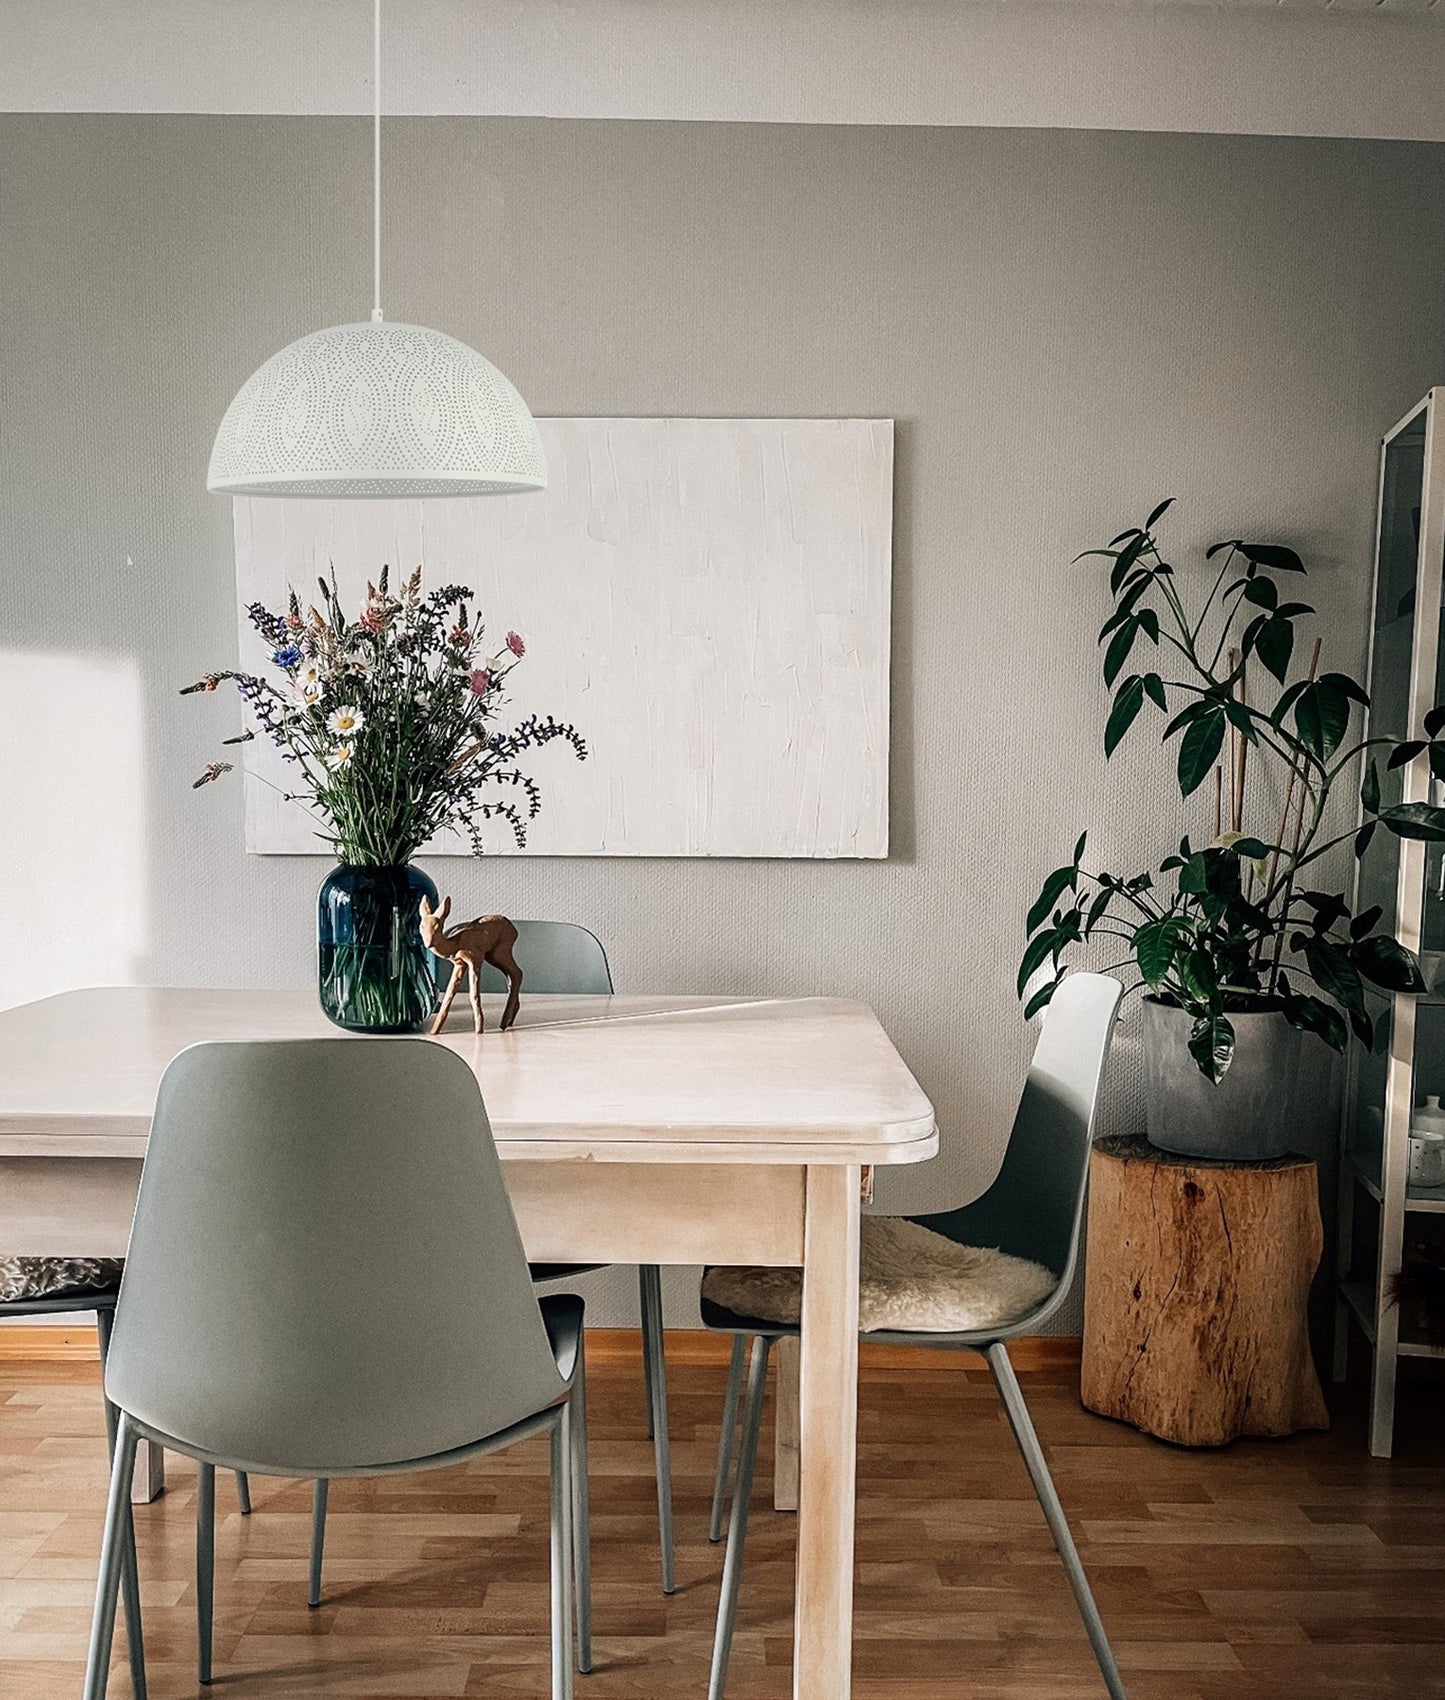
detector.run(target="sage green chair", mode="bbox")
[82,1037,589,1700]
[304,919,674,1612]
[702,973,1127,1700]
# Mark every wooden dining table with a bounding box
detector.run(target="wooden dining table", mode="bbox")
[0,985,935,1699]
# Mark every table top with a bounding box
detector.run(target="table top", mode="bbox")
[0,988,938,1167]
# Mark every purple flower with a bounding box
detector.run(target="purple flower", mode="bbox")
[470,668,491,695]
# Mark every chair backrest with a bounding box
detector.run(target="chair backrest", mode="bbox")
[480,920,613,995]
[926,973,1123,1287]
[105,1038,567,1475]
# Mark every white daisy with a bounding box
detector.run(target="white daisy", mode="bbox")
[301,681,322,705]
[327,742,354,769]
[345,649,373,674]
[327,705,365,736]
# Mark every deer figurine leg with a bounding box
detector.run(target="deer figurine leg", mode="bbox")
[488,940,523,1031]
[464,955,485,1033]
[430,960,465,1036]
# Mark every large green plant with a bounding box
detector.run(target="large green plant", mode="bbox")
[1020,500,1445,1081]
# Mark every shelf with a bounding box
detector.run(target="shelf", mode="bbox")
[1338,1275,1445,1360]
[1345,1148,1445,1214]
[1339,1278,1378,1345]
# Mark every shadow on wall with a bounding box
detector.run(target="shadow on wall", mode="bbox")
[0,651,148,1010]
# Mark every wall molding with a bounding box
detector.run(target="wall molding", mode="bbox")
[0,1322,1082,1371]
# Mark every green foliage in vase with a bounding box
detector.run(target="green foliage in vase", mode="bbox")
[1021,499,1445,1082]
[183,565,586,866]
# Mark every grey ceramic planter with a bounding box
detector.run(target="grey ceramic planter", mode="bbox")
[1142,997,1304,1161]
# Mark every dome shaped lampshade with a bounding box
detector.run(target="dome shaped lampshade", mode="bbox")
[207,320,547,498]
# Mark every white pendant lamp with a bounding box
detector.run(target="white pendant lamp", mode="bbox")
[207,0,545,499]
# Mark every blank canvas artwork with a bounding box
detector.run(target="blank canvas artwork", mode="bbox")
[233,417,893,858]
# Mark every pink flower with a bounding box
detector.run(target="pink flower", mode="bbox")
[469,668,491,695]
[506,631,525,658]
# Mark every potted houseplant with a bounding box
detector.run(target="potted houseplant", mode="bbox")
[1020,500,1445,1159]
[185,566,585,1034]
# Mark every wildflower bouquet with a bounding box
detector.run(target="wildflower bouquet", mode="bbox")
[185,566,585,1033]
[184,565,586,863]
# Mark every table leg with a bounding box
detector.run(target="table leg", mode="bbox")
[794,1164,861,1700]
[773,1337,800,1511]
[132,1439,164,1503]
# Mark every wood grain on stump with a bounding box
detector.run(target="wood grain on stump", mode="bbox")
[1081,1135,1329,1446]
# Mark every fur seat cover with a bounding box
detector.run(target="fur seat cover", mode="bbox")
[701,1218,1056,1334]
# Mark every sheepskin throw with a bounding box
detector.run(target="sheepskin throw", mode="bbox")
[0,1257,123,1304]
[701,1218,1057,1333]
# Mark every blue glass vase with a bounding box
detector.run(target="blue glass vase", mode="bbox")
[317,863,441,1034]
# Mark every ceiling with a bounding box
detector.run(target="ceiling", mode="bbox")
[5,0,1445,141]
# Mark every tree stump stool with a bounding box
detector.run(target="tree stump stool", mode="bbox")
[1081,1135,1329,1446]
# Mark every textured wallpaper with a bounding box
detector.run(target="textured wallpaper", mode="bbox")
[4,116,1445,1327]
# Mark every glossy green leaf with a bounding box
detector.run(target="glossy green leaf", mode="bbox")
[1237,542,1306,574]
[1102,619,1138,688]
[1104,676,1146,758]
[1145,497,1174,530]
[1377,803,1445,842]
[1361,759,1380,815]
[1177,709,1226,797]
[1254,614,1294,685]
[1026,866,1076,935]
[1134,917,1188,986]
[1188,1014,1236,1083]
[1386,740,1425,772]
[1294,680,1350,759]
[1351,934,1428,994]
[1022,978,1058,1020]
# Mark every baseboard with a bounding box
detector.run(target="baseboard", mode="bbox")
[0,1323,1082,1371]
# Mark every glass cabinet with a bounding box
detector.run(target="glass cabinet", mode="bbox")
[1337,389,1445,1456]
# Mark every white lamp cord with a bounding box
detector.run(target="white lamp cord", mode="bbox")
[371,0,383,322]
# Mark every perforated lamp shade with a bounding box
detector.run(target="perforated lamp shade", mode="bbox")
[207,321,547,498]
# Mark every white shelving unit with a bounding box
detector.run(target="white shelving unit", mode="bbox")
[1335,389,1445,1455]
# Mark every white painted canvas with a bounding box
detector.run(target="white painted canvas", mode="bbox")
[233,417,892,858]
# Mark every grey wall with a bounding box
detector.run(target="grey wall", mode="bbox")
[4,116,1445,1327]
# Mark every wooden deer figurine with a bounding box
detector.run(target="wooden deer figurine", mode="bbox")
[418,896,523,1035]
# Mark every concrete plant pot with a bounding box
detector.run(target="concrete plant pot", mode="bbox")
[1142,996,1304,1162]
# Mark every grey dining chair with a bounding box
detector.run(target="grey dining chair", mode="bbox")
[82,1037,590,1700]
[701,972,1127,1700]
[304,919,675,1604]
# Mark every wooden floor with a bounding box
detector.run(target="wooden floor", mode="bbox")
[4,1344,1445,1700]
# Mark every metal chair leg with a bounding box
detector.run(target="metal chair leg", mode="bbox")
[95,1311,146,1700]
[234,1471,252,1515]
[309,1478,329,1607]
[196,1462,215,1684]
[709,1335,771,1700]
[566,1340,593,1674]
[986,1341,1128,1700]
[710,1334,748,1543]
[640,1266,656,1441]
[639,1264,675,1594]
[549,1412,576,1700]
[83,1414,141,1700]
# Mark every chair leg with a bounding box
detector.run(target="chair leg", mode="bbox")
[710,1334,748,1543]
[83,1414,141,1700]
[566,1340,593,1674]
[709,1335,771,1700]
[986,1341,1128,1700]
[549,1412,576,1700]
[196,1462,215,1685]
[639,1264,675,1594]
[95,1311,146,1700]
[309,1478,329,1607]
[235,1471,252,1515]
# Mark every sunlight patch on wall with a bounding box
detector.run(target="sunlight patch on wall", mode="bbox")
[0,651,148,1010]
